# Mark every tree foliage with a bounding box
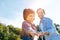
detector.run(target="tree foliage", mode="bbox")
[0,23,22,40]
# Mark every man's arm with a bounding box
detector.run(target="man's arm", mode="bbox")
[43,18,56,36]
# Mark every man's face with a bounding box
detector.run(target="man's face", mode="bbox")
[37,9,45,19]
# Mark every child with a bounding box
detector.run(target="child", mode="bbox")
[22,8,41,40]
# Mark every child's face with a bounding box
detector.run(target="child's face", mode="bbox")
[26,13,35,23]
[37,9,45,19]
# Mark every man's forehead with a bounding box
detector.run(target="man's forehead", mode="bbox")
[38,9,43,12]
[38,8,43,11]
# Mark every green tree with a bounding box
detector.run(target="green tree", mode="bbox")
[54,23,60,34]
[0,23,22,40]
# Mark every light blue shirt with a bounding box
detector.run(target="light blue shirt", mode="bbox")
[39,21,44,40]
[39,17,60,40]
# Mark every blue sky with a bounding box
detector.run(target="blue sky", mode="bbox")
[0,0,60,28]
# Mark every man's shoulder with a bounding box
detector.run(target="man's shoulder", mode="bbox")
[44,17,52,22]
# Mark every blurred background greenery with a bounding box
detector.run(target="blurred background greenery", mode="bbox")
[0,23,60,40]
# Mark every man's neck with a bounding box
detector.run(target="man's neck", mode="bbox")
[40,18,43,21]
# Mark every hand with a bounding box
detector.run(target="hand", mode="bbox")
[44,32,49,35]
[38,32,43,36]
[29,32,35,37]
[35,33,40,37]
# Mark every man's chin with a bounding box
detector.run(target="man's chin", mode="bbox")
[39,17,43,19]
